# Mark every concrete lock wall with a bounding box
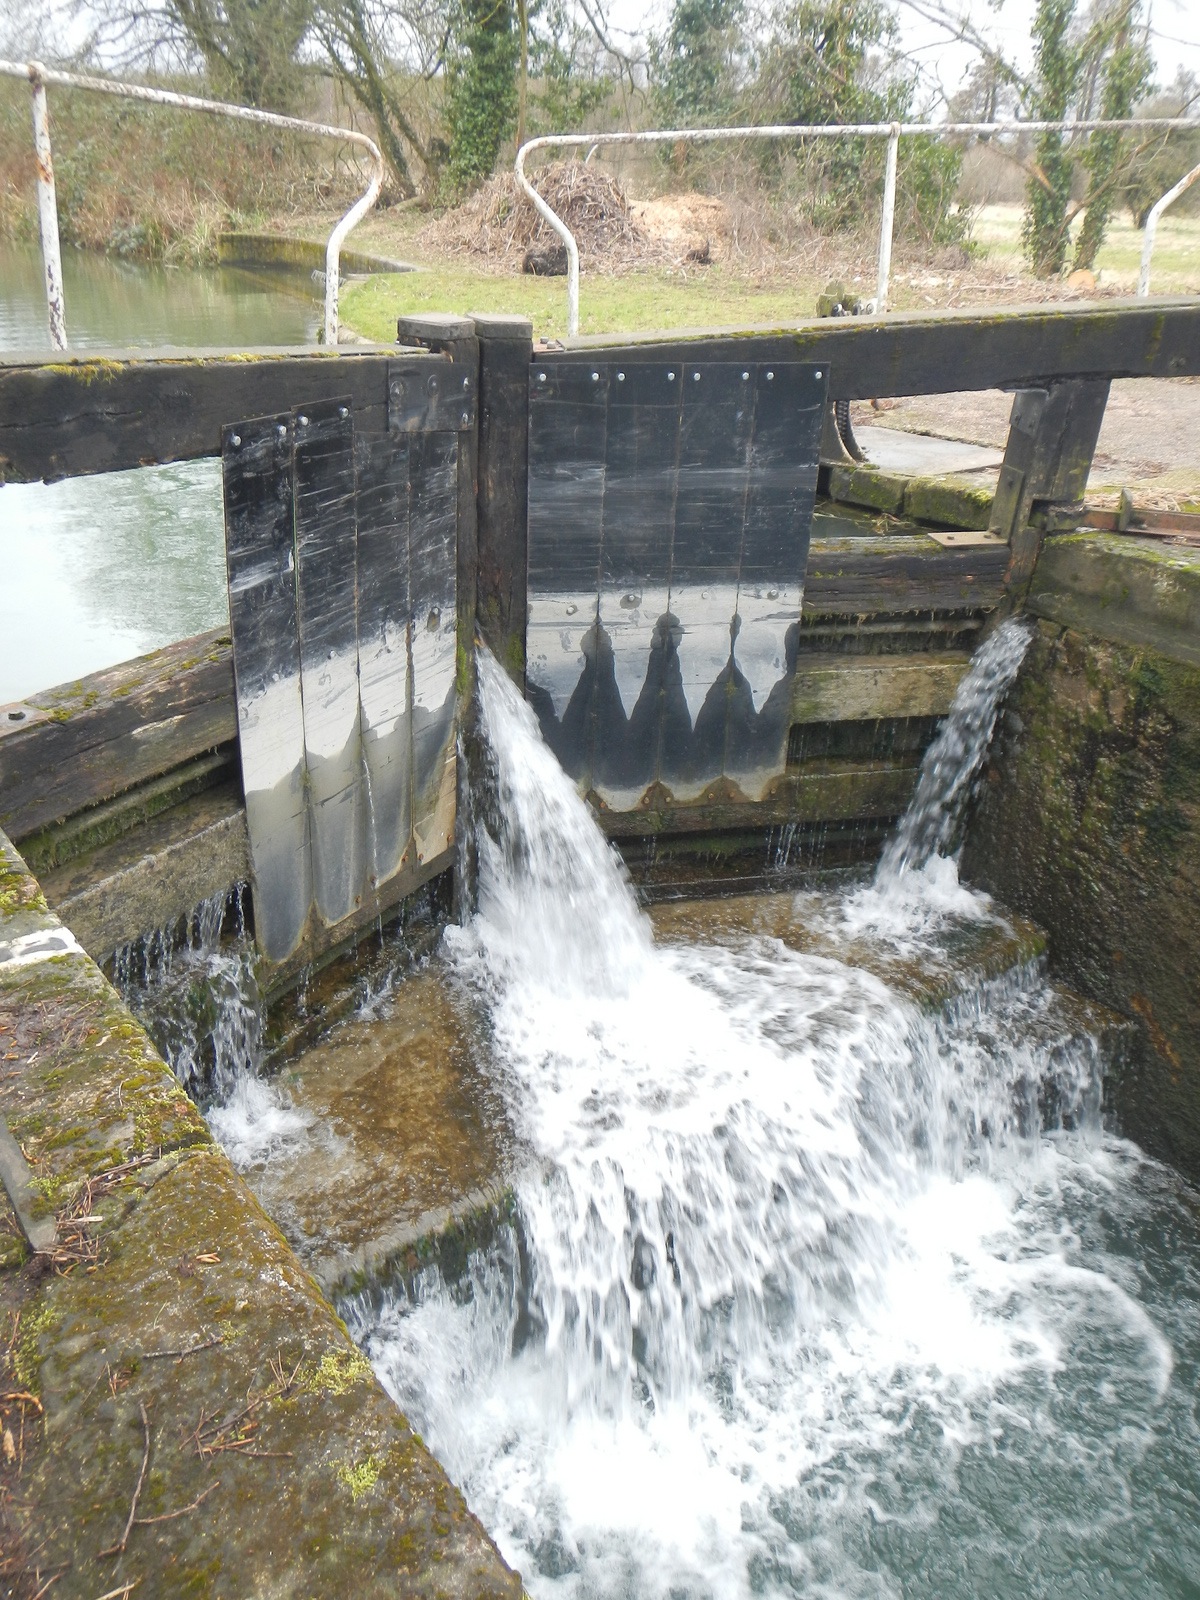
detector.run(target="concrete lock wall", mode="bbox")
[963,534,1200,1182]
[0,829,522,1598]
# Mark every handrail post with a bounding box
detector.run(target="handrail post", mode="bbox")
[515,139,580,337]
[322,158,384,344]
[0,59,385,348]
[876,122,900,312]
[27,62,66,350]
[1138,158,1200,297]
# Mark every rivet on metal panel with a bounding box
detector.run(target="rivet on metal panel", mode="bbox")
[742,371,750,380]
[668,370,676,380]
[298,413,309,426]
[276,423,288,439]
[538,372,547,383]
[338,405,349,418]
[815,370,823,378]
[766,371,775,381]
[230,433,241,447]
[591,371,599,381]
[617,371,625,381]
[692,371,701,381]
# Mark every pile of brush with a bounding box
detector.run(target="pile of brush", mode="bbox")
[421,161,650,274]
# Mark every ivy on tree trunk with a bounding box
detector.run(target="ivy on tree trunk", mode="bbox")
[1023,0,1081,277]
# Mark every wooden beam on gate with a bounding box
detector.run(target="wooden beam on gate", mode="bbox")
[0,346,458,484]
[989,379,1112,596]
[552,298,1200,399]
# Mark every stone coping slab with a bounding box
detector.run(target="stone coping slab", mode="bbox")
[0,827,521,1598]
[1030,531,1200,667]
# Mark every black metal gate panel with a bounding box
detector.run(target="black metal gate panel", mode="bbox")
[526,358,826,808]
[222,384,464,964]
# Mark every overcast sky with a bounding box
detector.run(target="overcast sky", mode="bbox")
[607,0,1200,109]
[7,0,1199,109]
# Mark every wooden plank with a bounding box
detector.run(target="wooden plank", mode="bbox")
[0,348,446,484]
[0,629,235,841]
[554,298,1200,399]
[790,651,970,723]
[593,761,920,835]
[803,535,1009,615]
[41,784,249,960]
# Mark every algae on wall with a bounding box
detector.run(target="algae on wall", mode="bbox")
[962,620,1200,1179]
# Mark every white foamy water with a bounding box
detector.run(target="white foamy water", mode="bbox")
[112,887,312,1165]
[351,644,1200,1600]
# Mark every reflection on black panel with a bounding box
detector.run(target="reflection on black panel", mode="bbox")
[224,400,459,963]
[527,360,825,806]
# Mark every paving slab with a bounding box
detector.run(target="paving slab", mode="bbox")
[855,424,1004,477]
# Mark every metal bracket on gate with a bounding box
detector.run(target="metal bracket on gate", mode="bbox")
[387,360,476,434]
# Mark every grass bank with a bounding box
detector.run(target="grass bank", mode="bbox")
[337,196,1199,344]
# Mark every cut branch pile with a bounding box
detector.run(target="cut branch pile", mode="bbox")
[420,162,651,271]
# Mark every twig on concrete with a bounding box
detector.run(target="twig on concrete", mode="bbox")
[98,1403,150,1559]
[91,1583,140,1599]
[139,1335,223,1364]
[133,1479,219,1525]
[190,1354,302,1461]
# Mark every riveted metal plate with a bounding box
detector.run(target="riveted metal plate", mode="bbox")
[388,361,476,434]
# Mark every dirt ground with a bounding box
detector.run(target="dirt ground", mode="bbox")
[851,379,1200,508]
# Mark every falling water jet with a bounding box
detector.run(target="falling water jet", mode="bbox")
[876,616,1034,883]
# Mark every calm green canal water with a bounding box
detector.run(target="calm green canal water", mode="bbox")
[0,241,319,705]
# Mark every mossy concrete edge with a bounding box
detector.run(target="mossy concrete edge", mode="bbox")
[0,827,522,1598]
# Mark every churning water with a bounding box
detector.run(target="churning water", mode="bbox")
[339,633,1200,1599]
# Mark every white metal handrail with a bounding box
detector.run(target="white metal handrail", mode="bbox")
[1139,158,1200,296]
[0,59,385,349]
[516,117,1199,337]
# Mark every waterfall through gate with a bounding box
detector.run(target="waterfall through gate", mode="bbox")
[343,629,1200,1600]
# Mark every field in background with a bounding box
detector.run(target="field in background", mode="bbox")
[336,197,1200,344]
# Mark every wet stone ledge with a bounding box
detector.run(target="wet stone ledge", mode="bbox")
[0,829,521,1598]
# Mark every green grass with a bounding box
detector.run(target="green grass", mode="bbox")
[341,265,824,344]
[339,198,1200,343]
[971,203,1200,292]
